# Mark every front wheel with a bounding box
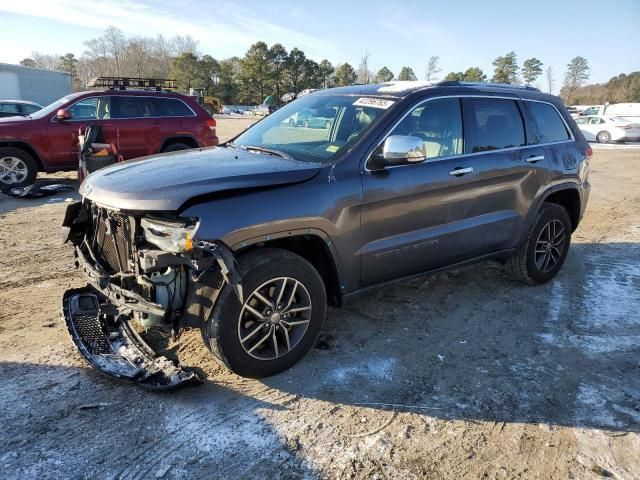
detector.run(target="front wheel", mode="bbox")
[0,147,38,188]
[201,248,327,378]
[505,203,572,284]
[596,130,611,143]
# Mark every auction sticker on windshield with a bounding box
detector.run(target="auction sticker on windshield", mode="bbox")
[353,97,395,109]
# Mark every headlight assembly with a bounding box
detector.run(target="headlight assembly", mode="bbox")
[141,217,199,253]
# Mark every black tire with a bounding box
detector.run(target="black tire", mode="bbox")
[201,248,327,378]
[505,203,572,285]
[0,147,38,188]
[596,130,611,144]
[161,142,192,153]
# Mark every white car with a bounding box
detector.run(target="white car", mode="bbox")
[575,115,640,143]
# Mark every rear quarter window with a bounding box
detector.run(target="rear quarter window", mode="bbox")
[464,98,525,153]
[527,102,571,143]
[161,98,195,117]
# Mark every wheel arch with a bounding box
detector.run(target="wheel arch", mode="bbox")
[542,186,581,232]
[233,230,343,307]
[159,135,199,152]
[0,140,45,170]
[518,183,582,245]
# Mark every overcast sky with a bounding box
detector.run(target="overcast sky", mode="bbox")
[1,0,639,90]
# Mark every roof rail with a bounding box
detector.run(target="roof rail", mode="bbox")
[88,77,177,91]
[437,81,540,92]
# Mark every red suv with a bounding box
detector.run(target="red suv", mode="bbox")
[0,89,218,187]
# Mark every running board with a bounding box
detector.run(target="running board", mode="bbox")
[62,286,201,391]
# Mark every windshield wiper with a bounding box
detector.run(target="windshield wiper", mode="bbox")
[238,145,292,159]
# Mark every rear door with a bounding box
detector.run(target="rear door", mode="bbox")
[111,96,165,159]
[461,97,550,252]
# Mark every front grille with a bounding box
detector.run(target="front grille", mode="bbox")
[89,207,134,273]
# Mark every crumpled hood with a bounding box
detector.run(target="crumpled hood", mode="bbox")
[81,146,322,211]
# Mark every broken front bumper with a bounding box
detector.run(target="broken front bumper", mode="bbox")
[62,286,201,390]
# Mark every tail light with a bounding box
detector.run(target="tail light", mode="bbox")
[205,118,216,130]
[585,145,593,158]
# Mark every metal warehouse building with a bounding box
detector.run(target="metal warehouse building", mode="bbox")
[0,63,72,106]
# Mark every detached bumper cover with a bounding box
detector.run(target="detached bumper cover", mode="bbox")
[62,286,201,390]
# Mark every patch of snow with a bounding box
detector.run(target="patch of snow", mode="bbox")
[573,384,622,428]
[327,357,397,385]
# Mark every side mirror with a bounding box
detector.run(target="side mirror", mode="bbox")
[55,108,72,122]
[371,135,426,169]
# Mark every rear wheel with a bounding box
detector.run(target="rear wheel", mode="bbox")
[161,142,192,153]
[201,248,327,378]
[0,147,38,188]
[596,130,611,143]
[505,203,572,284]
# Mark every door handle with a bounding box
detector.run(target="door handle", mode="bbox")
[449,167,473,176]
[526,155,545,163]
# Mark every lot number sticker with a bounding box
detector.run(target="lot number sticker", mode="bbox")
[353,97,395,109]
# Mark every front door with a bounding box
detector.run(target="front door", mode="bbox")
[360,97,483,286]
[47,96,115,168]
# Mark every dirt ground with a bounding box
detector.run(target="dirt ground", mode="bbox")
[1,119,638,480]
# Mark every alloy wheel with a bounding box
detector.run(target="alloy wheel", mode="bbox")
[238,277,312,360]
[534,219,566,273]
[0,156,28,185]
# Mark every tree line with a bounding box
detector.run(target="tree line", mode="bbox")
[19,26,634,106]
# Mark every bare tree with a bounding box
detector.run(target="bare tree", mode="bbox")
[30,52,61,71]
[124,37,152,78]
[171,35,199,55]
[357,52,372,84]
[546,66,554,93]
[425,55,441,81]
[102,26,126,76]
[153,34,173,77]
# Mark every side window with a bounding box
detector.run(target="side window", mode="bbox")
[464,98,525,153]
[387,98,463,160]
[575,117,588,125]
[112,96,141,119]
[0,103,21,114]
[162,99,194,117]
[21,104,41,114]
[527,102,571,143]
[68,97,110,120]
[589,117,603,125]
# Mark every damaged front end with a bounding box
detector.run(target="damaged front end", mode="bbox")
[61,200,242,390]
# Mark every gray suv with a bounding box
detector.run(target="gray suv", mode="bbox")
[62,81,591,389]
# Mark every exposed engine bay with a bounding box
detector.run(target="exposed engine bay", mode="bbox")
[60,200,242,390]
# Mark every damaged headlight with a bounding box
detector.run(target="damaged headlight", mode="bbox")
[141,217,199,253]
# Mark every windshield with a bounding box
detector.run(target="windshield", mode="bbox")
[28,93,84,119]
[232,94,393,163]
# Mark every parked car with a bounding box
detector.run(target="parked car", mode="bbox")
[0,86,217,188]
[579,105,602,117]
[62,81,591,389]
[0,100,43,118]
[285,107,336,128]
[575,115,640,143]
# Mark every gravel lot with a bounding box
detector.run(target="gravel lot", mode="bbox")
[0,119,638,479]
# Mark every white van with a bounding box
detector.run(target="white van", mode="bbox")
[580,103,640,119]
